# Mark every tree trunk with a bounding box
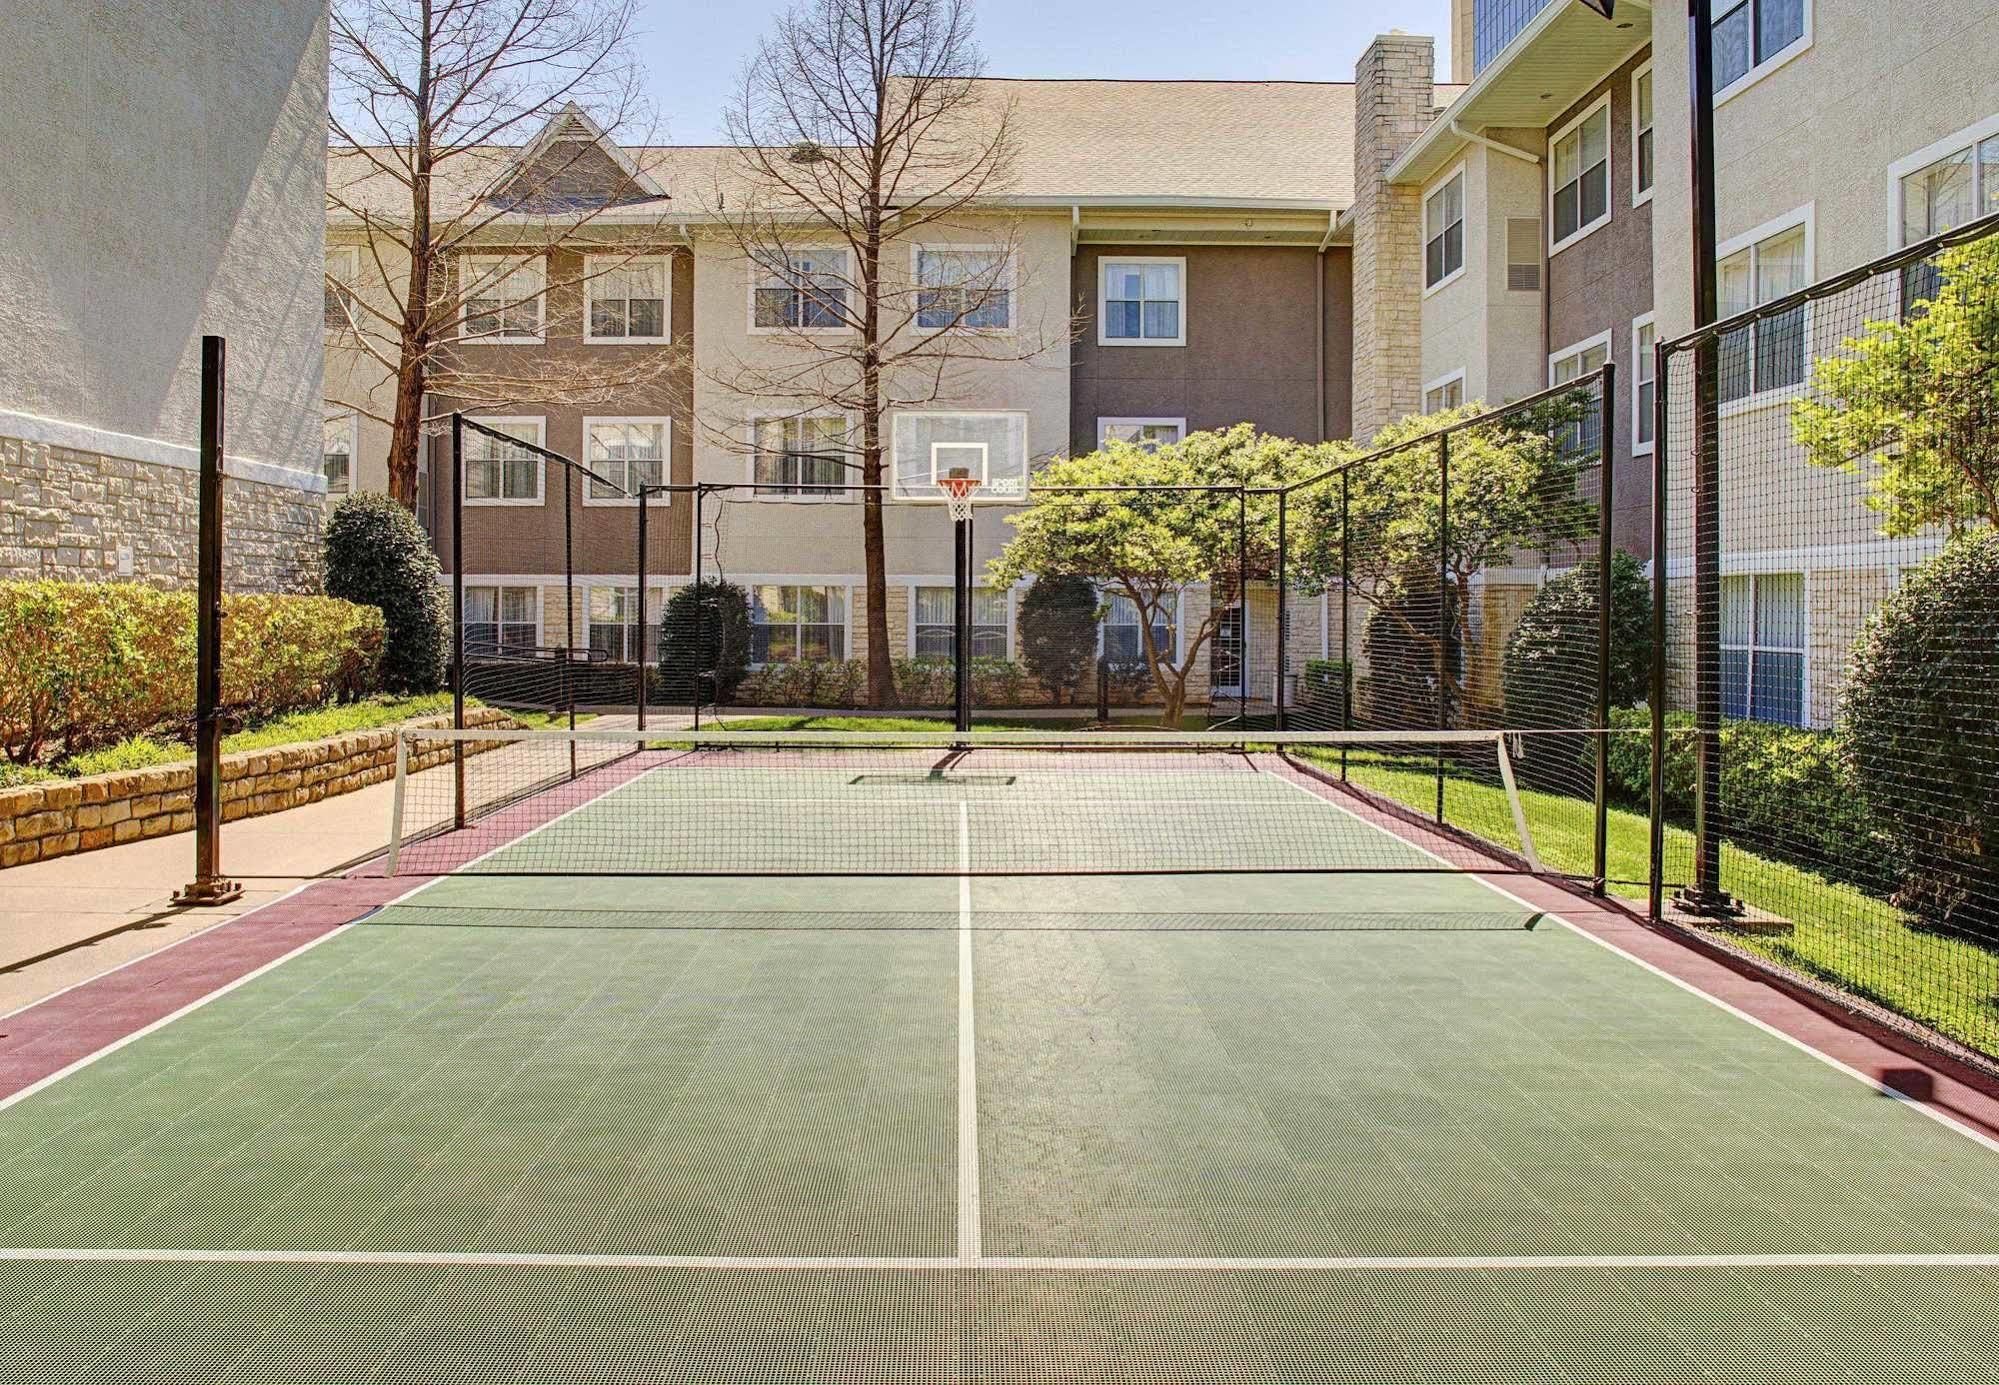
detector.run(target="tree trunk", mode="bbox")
[859,221,895,709]
[386,352,426,508]
[388,92,436,512]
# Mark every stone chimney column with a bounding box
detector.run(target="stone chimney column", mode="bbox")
[1350,32,1436,439]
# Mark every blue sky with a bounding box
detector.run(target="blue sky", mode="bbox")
[635,0,1454,144]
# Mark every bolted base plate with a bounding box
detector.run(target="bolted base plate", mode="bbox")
[172,878,245,907]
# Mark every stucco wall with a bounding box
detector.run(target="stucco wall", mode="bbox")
[0,1,327,480]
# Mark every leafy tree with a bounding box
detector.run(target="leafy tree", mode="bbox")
[1838,529,1999,941]
[658,580,751,704]
[1359,574,1454,729]
[1793,234,1999,534]
[323,492,447,692]
[1501,551,1652,722]
[990,426,1331,725]
[1015,575,1099,704]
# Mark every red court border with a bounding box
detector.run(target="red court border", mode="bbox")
[3,747,1997,1153]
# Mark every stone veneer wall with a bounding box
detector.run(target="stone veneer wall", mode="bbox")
[0,426,323,593]
[1350,33,1437,439]
[0,710,513,869]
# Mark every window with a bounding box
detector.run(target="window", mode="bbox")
[1505,218,1542,292]
[324,246,359,328]
[587,586,659,664]
[1424,169,1466,290]
[752,248,849,331]
[912,586,1008,659]
[1098,418,1185,450]
[415,456,432,535]
[1717,218,1809,403]
[1423,372,1465,415]
[1712,0,1807,97]
[1896,122,1999,308]
[1104,592,1174,663]
[465,586,538,656]
[585,256,669,342]
[1551,98,1611,252]
[464,418,543,504]
[915,247,1011,330]
[1722,573,1805,726]
[584,419,667,503]
[322,412,355,495]
[460,255,545,342]
[1632,317,1657,453]
[750,585,846,663]
[1633,66,1655,204]
[753,415,848,498]
[1549,334,1611,457]
[1099,257,1185,346]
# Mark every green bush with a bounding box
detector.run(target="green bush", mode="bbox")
[323,493,447,693]
[1017,576,1100,703]
[0,581,383,766]
[61,736,181,777]
[1501,552,1651,722]
[659,580,751,703]
[1839,530,1999,939]
[0,763,58,789]
[1299,659,1352,721]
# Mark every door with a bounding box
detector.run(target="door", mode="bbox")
[1210,602,1246,699]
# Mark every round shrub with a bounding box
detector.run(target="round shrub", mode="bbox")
[659,580,751,704]
[1839,530,1999,940]
[323,493,447,693]
[1016,576,1099,704]
[1502,552,1651,723]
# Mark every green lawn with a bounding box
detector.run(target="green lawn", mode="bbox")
[713,713,1212,732]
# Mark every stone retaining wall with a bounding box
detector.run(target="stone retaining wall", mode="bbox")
[0,710,514,869]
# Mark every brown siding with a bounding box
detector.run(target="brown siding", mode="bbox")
[1544,48,1654,558]
[429,246,694,580]
[1071,244,1353,453]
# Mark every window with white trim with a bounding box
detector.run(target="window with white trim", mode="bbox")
[585,420,667,501]
[1103,592,1175,663]
[753,248,849,330]
[1718,221,1808,403]
[1898,125,1999,308]
[1632,317,1657,452]
[586,256,669,342]
[1550,335,1610,457]
[1424,170,1465,289]
[1722,573,1804,726]
[1098,418,1184,449]
[754,416,847,497]
[1711,0,1807,97]
[1633,67,1655,202]
[464,419,543,503]
[750,584,846,663]
[913,587,1008,659]
[1551,99,1611,251]
[322,412,355,495]
[1423,374,1465,414]
[460,255,544,341]
[587,585,660,664]
[465,586,538,656]
[1099,258,1184,345]
[915,247,1011,330]
[325,246,359,328]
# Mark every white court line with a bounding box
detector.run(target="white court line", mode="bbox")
[1264,765,1999,1161]
[0,1247,1995,1272]
[957,800,981,1265]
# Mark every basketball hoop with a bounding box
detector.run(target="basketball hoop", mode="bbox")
[940,473,981,523]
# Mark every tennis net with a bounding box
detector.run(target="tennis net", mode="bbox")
[385,727,1550,878]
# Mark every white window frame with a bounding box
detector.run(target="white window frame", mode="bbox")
[1720,570,1810,727]
[580,416,672,507]
[1096,255,1187,347]
[463,416,546,507]
[1100,588,1182,665]
[745,581,853,666]
[1547,330,1613,388]
[1715,204,1814,413]
[1886,112,1999,247]
[325,244,361,328]
[746,246,853,336]
[463,582,543,654]
[1096,417,1187,449]
[582,254,672,345]
[458,254,546,344]
[1630,314,1657,456]
[909,244,1016,335]
[907,582,1013,660]
[1549,94,1614,257]
[322,409,357,496]
[1711,0,1813,108]
[1421,162,1468,296]
[586,581,667,664]
[1631,63,1655,209]
[747,412,855,503]
[1422,368,1467,415]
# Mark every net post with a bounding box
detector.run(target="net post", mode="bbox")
[1648,339,1671,922]
[1593,361,1616,897]
[1339,469,1351,781]
[172,334,241,907]
[385,728,408,876]
[451,412,466,831]
[636,487,648,733]
[1275,489,1288,732]
[1494,732,1543,874]
[1435,429,1451,825]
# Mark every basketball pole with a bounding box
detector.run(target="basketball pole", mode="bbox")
[953,505,973,734]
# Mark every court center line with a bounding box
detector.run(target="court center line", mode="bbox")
[957,799,981,1265]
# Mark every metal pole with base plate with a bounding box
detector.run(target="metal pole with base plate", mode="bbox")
[943,477,979,735]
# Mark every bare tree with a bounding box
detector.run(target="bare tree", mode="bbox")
[706,0,1075,707]
[327,0,680,506]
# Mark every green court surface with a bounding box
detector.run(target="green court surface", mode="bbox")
[3,755,1999,1380]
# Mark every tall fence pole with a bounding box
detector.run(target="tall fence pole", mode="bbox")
[1236,486,1249,729]
[1435,430,1451,825]
[564,461,576,781]
[1275,490,1288,732]
[692,485,704,731]
[1339,469,1351,781]
[173,336,242,906]
[636,488,649,733]
[451,414,465,830]
[1593,362,1616,897]
[1648,343,1671,922]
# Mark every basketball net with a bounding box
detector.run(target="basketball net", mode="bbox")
[940,474,981,523]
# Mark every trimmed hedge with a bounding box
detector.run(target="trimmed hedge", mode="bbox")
[323,493,447,693]
[730,657,1035,710]
[658,580,751,703]
[0,580,382,767]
